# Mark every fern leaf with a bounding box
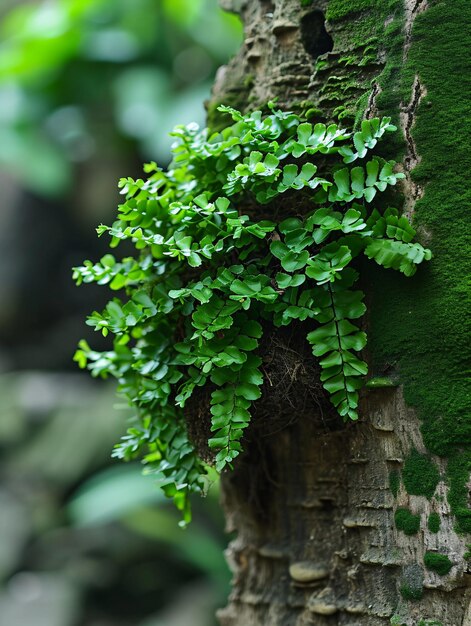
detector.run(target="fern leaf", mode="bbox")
[364,238,432,276]
[307,274,367,420]
[209,354,263,471]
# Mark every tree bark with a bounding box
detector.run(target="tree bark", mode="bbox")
[209,1,471,624]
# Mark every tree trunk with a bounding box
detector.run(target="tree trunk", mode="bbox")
[209,1,471,624]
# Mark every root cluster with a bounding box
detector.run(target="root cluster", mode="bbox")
[185,323,343,464]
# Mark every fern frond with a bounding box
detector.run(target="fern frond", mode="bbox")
[307,275,367,420]
[364,238,432,276]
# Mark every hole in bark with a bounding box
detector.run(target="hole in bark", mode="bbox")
[319,497,335,511]
[300,10,333,58]
[260,0,275,14]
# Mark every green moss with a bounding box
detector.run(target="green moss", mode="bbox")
[400,582,422,601]
[243,74,254,89]
[318,0,471,539]
[305,107,322,119]
[300,0,314,6]
[402,449,440,499]
[395,508,420,535]
[206,100,230,134]
[316,0,470,564]
[315,2,400,124]
[446,453,471,534]
[427,512,440,534]
[298,101,323,120]
[369,0,471,533]
[326,0,377,22]
[389,470,400,498]
[418,621,443,626]
[323,0,470,538]
[400,564,423,601]
[423,552,453,576]
[320,0,470,586]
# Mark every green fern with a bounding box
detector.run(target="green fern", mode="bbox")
[74,103,431,519]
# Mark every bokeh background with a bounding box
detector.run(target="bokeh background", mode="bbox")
[0,2,242,624]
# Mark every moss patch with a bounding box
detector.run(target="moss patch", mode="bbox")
[206,91,249,134]
[402,449,440,499]
[400,583,422,601]
[427,512,440,534]
[326,0,471,543]
[395,507,420,535]
[446,453,471,534]
[317,0,401,124]
[400,563,423,601]
[423,552,453,576]
[389,470,400,498]
[326,0,378,22]
[323,0,470,538]
[369,0,471,533]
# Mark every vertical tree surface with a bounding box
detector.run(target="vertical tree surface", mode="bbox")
[209,1,471,624]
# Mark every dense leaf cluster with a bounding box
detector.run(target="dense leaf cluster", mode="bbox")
[74,104,431,520]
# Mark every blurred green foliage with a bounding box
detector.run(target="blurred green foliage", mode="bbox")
[0,1,240,623]
[0,372,229,626]
[0,0,242,195]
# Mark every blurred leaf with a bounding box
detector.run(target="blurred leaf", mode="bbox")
[0,127,71,196]
[10,375,125,484]
[162,0,204,26]
[0,0,242,195]
[123,507,229,589]
[68,463,166,526]
[68,464,229,590]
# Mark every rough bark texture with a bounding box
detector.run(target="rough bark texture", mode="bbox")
[218,392,469,625]
[209,1,471,624]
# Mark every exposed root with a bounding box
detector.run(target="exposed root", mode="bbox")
[184,323,340,466]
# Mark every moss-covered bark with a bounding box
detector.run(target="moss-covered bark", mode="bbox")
[210,1,470,623]
[370,0,471,536]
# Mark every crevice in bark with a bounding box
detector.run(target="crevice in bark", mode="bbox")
[400,74,426,219]
[399,0,429,220]
[403,0,428,60]
[365,80,381,119]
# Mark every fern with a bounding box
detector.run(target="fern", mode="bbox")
[74,104,431,519]
[209,352,263,471]
[365,238,432,276]
[307,272,367,421]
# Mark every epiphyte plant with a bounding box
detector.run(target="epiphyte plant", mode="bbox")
[74,103,431,521]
